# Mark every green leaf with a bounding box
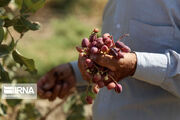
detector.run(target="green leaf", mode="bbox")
[0,89,2,97]
[0,40,14,57]
[0,103,7,116]
[15,0,23,9]
[20,0,46,13]
[28,22,40,31]
[0,27,4,44]
[63,95,77,113]
[13,17,40,33]
[0,18,4,26]
[88,90,96,99]
[4,18,16,27]
[0,44,10,57]
[6,99,22,107]
[9,38,15,51]
[80,92,89,104]
[3,28,8,40]
[13,18,29,33]
[0,0,11,7]
[0,64,11,83]
[12,50,37,74]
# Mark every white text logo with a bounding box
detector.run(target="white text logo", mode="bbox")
[1,84,37,99]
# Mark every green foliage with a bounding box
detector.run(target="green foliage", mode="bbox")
[13,17,40,34]
[0,44,11,57]
[63,94,86,120]
[18,16,91,75]
[0,0,45,119]
[20,0,46,13]
[0,64,11,82]
[0,103,7,116]
[0,0,11,7]
[12,50,37,74]
[4,18,16,28]
[0,27,4,43]
[87,90,96,99]
[0,39,15,57]
[6,99,22,107]
[16,103,41,120]
[0,0,100,119]
[15,0,23,8]
[0,0,42,81]
[13,17,30,33]
[17,16,96,119]
[14,0,45,13]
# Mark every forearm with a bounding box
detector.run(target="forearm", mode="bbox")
[132,50,180,97]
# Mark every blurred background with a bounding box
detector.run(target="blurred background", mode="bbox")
[1,0,108,120]
[19,0,107,76]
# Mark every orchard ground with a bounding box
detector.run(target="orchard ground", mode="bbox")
[10,1,107,120]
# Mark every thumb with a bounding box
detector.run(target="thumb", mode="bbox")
[90,54,117,71]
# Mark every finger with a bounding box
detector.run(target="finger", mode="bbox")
[58,82,68,99]
[41,72,56,90]
[121,46,131,53]
[90,54,117,71]
[37,80,43,88]
[37,76,46,88]
[43,79,56,90]
[43,65,68,90]
[108,71,122,82]
[54,64,72,82]
[93,84,100,94]
[49,84,61,101]
[78,53,86,63]
[37,87,45,98]
[107,82,116,90]
[44,91,52,99]
[42,74,56,90]
[115,41,131,52]
[78,54,86,67]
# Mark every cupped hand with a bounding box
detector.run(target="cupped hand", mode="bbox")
[37,63,76,101]
[78,52,137,93]
[91,52,137,82]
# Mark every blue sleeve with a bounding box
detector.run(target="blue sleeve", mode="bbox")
[70,61,88,86]
[133,50,180,97]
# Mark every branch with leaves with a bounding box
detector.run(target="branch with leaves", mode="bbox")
[0,0,45,119]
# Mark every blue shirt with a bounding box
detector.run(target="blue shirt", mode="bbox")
[71,0,180,119]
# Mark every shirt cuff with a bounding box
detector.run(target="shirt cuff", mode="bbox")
[70,61,88,86]
[132,52,168,86]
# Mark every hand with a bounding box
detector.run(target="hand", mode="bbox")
[37,63,76,101]
[78,53,92,82]
[91,52,137,82]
